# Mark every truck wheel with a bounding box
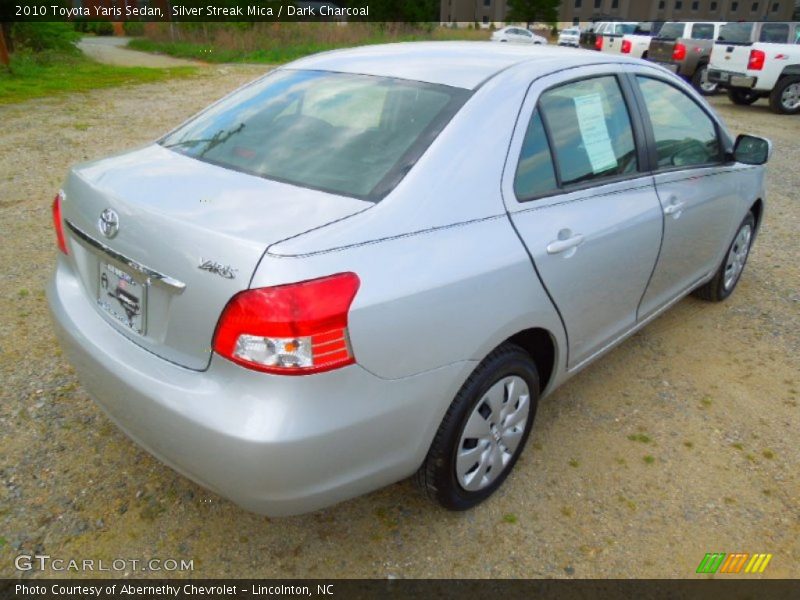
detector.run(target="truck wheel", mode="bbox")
[416,343,539,511]
[769,76,800,115]
[692,64,718,96]
[727,88,759,105]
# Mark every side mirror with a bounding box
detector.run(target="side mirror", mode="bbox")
[732,134,772,165]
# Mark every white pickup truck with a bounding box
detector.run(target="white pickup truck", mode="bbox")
[708,21,800,114]
[600,21,664,59]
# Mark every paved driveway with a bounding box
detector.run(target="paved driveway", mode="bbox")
[77,36,204,68]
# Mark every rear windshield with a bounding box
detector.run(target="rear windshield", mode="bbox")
[613,23,638,35]
[690,23,715,40]
[160,70,469,201]
[656,23,685,40]
[718,22,754,44]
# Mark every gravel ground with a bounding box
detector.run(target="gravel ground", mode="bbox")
[0,71,798,579]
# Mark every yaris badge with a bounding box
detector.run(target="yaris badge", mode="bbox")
[198,259,237,280]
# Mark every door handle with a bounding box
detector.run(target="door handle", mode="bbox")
[547,233,585,255]
[663,201,685,216]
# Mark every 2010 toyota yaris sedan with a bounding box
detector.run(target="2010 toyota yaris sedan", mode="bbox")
[47,42,771,516]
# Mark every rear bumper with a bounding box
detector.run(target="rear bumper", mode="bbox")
[47,257,471,516]
[708,68,757,89]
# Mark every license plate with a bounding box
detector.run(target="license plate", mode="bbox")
[719,72,730,82]
[98,262,147,335]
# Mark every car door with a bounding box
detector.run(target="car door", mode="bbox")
[632,73,742,319]
[501,67,663,369]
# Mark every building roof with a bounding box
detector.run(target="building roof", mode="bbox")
[285,41,637,89]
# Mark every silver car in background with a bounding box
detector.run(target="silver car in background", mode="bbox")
[48,42,770,516]
[491,26,548,45]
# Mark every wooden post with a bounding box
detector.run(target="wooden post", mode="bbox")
[0,25,10,71]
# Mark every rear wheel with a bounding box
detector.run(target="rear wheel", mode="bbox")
[692,64,718,96]
[694,212,755,302]
[416,343,539,511]
[727,88,759,105]
[768,76,800,115]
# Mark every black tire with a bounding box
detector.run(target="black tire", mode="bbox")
[768,76,800,115]
[694,212,756,302]
[416,343,540,511]
[727,88,759,106]
[692,64,718,96]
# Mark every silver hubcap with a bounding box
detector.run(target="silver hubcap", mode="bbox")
[723,224,752,291]
[699,68,717,93]
[781,83,800,110]
[456,375,530,491]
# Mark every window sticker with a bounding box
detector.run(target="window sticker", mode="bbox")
[573,93,618,174]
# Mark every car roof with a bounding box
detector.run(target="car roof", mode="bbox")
[285,41,638,90]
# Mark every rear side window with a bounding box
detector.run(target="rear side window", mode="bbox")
[759,23,790,43]
[514,111,558,200]
[691,23,715,40]
[636,77,721,169]
[538,76,638,186]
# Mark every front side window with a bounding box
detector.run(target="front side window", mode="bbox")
[636,77,721,169]
[160,70,468,201]
[538,76,638,186]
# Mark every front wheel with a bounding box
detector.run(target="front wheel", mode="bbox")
[727,88,759,105]
[768,76,800,115]
[694,212,756,302]
[692,65,718,96]
[416,343,539,511]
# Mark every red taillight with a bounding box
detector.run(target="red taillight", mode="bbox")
[52,192,68,255]
[748,49,765,71]
[595,35,603,50]
[672,43,687,61]
[213,272,360,375]
[621,39,632,54]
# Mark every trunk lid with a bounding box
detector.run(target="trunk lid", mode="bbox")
[61,144,370,370]
[711,42,753,73]
[648,38,677,63]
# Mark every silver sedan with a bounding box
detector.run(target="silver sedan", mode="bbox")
[48,42,770,516]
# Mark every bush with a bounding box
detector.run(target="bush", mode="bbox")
[11,23,79,53]
[123,21,145,37]
[74,21,115,36]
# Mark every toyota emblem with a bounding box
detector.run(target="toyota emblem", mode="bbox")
[98,208,119,239]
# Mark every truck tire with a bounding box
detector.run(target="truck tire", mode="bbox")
[727,88,759,105]
[692,64,718,96]
[768,76,800,115]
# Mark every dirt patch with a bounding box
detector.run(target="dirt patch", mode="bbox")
[0,76,798,579]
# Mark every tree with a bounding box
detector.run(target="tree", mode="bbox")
[506,0,560,27]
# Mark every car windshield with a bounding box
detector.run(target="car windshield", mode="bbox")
[718,22,754,43]
[657,23,685,39]
[563,28,578,34]
[160,70,469,201]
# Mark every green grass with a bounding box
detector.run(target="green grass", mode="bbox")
[0,52,197,105]
[128,27,489,65]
